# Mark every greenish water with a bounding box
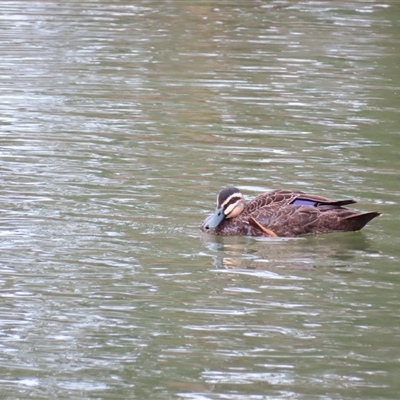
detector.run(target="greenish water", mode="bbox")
[0,1,399,399]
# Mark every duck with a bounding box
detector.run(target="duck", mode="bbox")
[200,186,381,237]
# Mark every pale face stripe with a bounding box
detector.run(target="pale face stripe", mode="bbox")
[221,194,244,218]
[219,193,243,208]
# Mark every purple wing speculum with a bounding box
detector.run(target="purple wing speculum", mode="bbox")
[291,199,319,207]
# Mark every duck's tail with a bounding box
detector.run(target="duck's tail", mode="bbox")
[342,211,382,231]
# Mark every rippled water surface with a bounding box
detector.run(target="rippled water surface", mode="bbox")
[1,1,400,399]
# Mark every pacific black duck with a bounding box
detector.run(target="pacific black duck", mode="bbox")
[201,186,381,237]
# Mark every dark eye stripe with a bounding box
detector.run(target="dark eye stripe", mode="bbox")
[223,196,241,210]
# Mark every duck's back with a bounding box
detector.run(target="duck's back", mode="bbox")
[243,189,338,215]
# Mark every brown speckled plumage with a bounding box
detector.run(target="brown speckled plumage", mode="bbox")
[200,187,381,237]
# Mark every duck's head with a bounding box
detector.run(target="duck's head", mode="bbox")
[204,186,245,229]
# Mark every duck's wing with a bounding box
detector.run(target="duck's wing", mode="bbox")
[248,189,356,211]
[291,194,356,207]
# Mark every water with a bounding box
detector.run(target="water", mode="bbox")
[0,1,399,399]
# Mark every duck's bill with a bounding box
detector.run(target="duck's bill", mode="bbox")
[205,207,225,229]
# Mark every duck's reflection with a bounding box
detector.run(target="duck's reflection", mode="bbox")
[201,231,375,270]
